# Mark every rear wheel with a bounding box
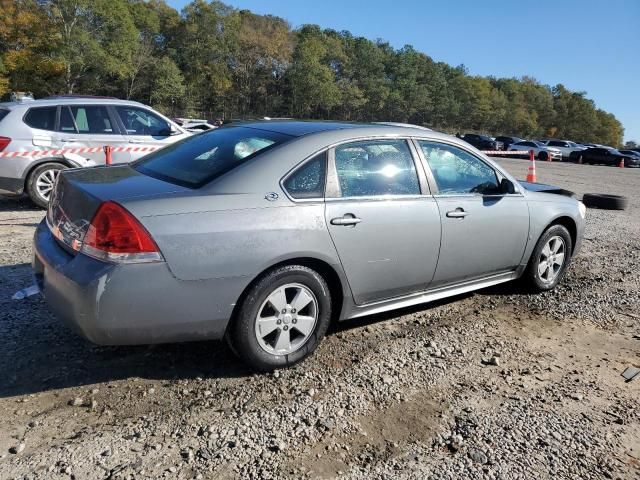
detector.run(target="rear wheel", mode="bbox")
[524,224,572,292]
[227,265,332,371]
[27,162,66,208]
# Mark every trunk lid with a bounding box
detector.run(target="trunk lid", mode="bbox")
[47,165,188,252]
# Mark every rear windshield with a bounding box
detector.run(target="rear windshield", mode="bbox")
[0,109,9,123]
[134,126,292,188]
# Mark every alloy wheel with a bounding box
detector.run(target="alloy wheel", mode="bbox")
[254,283,318,356]
[537,235,566,283]
[35,168,59,202]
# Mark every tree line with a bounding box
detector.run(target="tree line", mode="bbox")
[0,0,626,146]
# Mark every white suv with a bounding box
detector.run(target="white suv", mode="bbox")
[0,96,190,207]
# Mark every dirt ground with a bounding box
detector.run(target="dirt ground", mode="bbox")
[0,158,638,479]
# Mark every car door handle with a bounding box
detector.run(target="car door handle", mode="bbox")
[330,214,362,226]
[446,208,469,218]
[61,138,79,142]
[128,139,146,144]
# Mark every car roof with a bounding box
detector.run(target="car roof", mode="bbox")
[233,120,437,138]
[0,97,149,109]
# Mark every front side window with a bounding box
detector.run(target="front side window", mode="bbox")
[134,126,291,188]
[24,107,57,131]
[69,106,114,134]
[333,139,420,197]
[283,151,327,199]
[116,106,169,136]
[419,141,500,195]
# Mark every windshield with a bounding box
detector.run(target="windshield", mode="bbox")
[0,109,9,123]
[134,126,292,188]
[534,141,546,147]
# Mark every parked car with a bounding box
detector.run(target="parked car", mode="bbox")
[34,121,585,371]
[619,150,640,162]
[542,139,586,161]
[571,147,638,167]
[461,133,503,151]
[0,96,190,207]
[174,118,217,133]
[494,136,523,151]
[508,141,563,161]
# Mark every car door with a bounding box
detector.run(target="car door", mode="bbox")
[324,138,442,305]
[416,140,530,287]
[56,105,130,165]
[113,105,189,161]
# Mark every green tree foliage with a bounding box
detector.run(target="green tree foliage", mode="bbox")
[0,0,625,145]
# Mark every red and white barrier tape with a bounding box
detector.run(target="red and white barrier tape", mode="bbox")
[0,145,160,158]
[481,150,530,155]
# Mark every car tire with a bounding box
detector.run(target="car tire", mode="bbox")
[582,193,628,210]
[27,162,66,208]
[537,151,548,161]
[227,265,332,371]
[524,224,573,292]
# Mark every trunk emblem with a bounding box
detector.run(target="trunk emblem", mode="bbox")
[265,192,279,202]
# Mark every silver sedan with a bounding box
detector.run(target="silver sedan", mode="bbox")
[33,122,585,370]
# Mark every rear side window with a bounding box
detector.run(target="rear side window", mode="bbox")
[283,151,327,199]
[333,139,420,197]
[134,126,292,188]
[69,106,115,134]
[24,107,57,131]
[59,106,76,132]
[0,109,9,123]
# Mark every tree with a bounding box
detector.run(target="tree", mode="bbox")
[287,25,341,117]
[0,0,625,145]
[149,56,185,115]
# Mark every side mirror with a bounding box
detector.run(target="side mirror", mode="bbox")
[158,124,179,137]
[500,178,516,194]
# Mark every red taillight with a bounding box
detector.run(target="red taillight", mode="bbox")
[0,136,11,152]
[81,201,163,263]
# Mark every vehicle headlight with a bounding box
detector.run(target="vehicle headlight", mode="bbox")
[578,201,587,219]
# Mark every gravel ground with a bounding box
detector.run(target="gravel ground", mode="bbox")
[0,158,638,480]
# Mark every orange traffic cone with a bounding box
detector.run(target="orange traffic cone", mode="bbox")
[526,150,537,182]
[618,158,625,168]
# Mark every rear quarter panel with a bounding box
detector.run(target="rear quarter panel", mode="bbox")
[130,197,342,282]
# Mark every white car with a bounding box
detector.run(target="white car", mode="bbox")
[508,141,562,161]
[0,96,190,207]
[543,140,586,161]
[174,118,217,133]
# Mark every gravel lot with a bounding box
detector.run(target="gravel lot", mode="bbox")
[0,158,638,479]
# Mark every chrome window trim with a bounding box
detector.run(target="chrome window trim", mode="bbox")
[325,194,436,203]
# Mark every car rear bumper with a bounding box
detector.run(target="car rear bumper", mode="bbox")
[33,220,246,345]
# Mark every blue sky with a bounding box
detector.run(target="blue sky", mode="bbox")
[168,0,640,142]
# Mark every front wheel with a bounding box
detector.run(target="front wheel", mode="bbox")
[227,265,332,371]
[523,224,572,291]
[27,162,66,208]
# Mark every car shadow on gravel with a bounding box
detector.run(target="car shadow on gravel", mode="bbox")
[0,194,40,213]
[0,258,526,399]
[0,266,253,399]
